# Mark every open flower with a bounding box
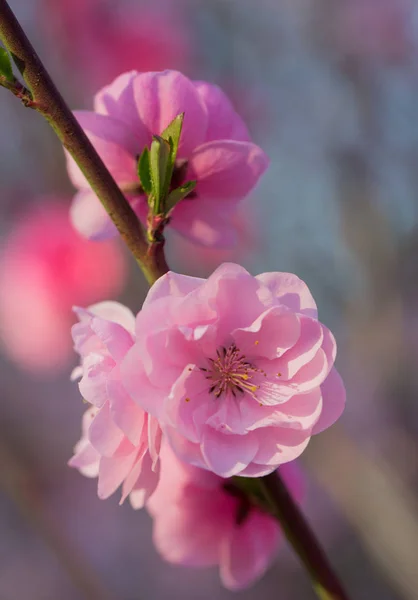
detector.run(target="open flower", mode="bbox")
[121,263,346,478]
[69,301,162,508]
[66,70,269,246]
[148,441,305,591]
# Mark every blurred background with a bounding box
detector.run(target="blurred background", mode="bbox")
[1,0,418,598]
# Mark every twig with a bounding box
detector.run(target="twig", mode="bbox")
[0,0,167,285]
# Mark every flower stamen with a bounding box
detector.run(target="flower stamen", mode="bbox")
[203,344,264,400]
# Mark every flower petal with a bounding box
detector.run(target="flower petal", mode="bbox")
[70,190,117,241]
[194,81,251,142]
[232,306,301,360]
[188,140,269,200]
[88,402,125,457]
[256,272,318,318]
[66,111,139,189]
[143,271,203,307]
[201,428,259,477]
[131,70,208,157]
[313,368,346,434]
[220,511,279,591]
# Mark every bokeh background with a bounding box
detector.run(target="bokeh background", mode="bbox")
[1,0,418,598]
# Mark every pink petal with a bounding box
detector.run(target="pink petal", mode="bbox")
[150,488,231,567]
[232,306,301,360]
[256,272,318,318]
[84,302,136,334]
[69,438,100,478]
[131,71,208,157]
[119,446,147,504]
[97,442,138,499]
[200,263,271,332]
[220,512,279,591]
[253,427,311,467]
[201,428,259,477]
[89,317,134,361]
[322,325,337,375]
[78,352,115,407]
[120,344,167,416]
[147,415,163,470]
[164,366,213,442]
[88,402,125,457]
[164,426,208,471]
[66,111,139,189]
[240,388,322,432]
[107,375,146,446]
[287,348,329,393]
[70,190,117,241]
[128,453,161,509]
[143,271,203,308]
[94,70,139,118]
[279,316,324,378]
[194,81,251,142]
[188,140,269,200]
[313,368,346,434]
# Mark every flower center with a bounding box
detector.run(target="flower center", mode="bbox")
[201,344,262,400]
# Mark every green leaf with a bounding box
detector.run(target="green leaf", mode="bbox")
[160,113,184,200]
[165,180,196,214]
[0,47,14,82]
[137,147,152,195]
[161,112,184,160]
[149,135,171,214]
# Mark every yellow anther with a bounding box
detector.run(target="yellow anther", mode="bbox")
[185,397,191,403]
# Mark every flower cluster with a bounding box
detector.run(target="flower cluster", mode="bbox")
[68,70,345,590]
[70,264,345,587]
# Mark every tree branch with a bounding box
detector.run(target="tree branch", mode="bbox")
[0,0,167,285]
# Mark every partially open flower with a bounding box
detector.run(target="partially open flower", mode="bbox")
[66,70,269,246]
[69,301,162,508]
[121,263,346,478]
[148,441,305,591]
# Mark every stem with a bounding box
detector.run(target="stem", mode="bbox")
[259,472,350,600]
[0,0,166,285]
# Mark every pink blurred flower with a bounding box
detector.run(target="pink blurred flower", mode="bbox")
[69,301,162,508]
[42,0,191,91]
[66,70,269,246]
[0,201,126,373]
[333,0,414,64]
[121,263,346,478]
[148,441,305,591]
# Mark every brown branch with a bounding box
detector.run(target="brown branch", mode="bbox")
[260,472,350,600]
[0,0,168,285]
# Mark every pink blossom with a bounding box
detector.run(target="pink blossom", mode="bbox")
[333,0,413,64]
[69,301,162,508]
[121,263,346,478]
[42,0,191,91]
[0,201,126,373]
[147,441,305,591]
[66,70,269,246]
